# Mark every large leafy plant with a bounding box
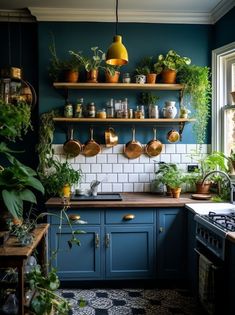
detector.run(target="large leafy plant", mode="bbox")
[0,143,44,219]
[0,99,32,141]
[154,49,191,73]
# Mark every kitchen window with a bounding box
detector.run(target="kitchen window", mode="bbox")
[212,42,235,154]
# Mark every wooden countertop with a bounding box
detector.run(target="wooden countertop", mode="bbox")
[45,192,212,208]
[226,232,235,244]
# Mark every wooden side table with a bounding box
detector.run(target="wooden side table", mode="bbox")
[0,223,49,315]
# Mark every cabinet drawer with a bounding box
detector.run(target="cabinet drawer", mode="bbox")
[48,209,101,225]
[105,209,154,224]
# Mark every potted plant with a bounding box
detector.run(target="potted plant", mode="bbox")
[0,143,45,221]
[69,46,106,83]
[177,65,211,144]
[104,64,120,83]
[41,158,82,197]
[154,49,191,83]
[151,162,177,195]
[63,54,82,83]
[135,56,159,84]
[162,167,186,198]
[139,92,160,118]
[0,99,32,142]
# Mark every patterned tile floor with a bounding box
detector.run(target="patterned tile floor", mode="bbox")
[59,288,206,315]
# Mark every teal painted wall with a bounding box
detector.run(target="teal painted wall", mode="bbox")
[213,6,235,49]
[38,22,213,144]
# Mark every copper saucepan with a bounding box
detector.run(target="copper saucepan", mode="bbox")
[83,128,101,157]
[63,127,82,157]
[145,128,163,157]
[124,127,143,159]
[167,129,180,143]
[105,127,118,147]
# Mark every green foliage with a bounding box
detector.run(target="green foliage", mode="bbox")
[41,159,82,197]
[104,64,120,76]
[0,99,32,141]
[7,218,36,246]
[162,167,186,189]
[0,144,44,219]
[36,110,57,176]
[154,49,191,73]
[139,92,159,105]
[69,46,106,72]
[135,56,155,75]
[27,265,70,315]
[178,65,211,144]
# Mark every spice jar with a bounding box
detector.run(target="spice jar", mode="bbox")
[106,98,114,118]
[74,98,84,118]
[64,100,73,118]
[134,106,144,119]
[122,73,131,83]
[87,102,96,118]
[97,108,107,119]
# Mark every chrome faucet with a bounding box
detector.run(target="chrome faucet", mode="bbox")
[202,170,234,204]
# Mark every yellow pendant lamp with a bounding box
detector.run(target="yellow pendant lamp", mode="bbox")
[106,0,128,66]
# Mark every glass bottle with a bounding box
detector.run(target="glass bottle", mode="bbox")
[64,99,73,118]
[87,102,96,118]
[74,98,84,118]
[106,98,114,118]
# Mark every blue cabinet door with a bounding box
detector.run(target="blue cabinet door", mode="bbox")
[187,210,197,291]
[105,225,154,279]
[157,208,186,279]
[49,225,102,280]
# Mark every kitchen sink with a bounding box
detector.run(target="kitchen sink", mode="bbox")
[70,192,122,201]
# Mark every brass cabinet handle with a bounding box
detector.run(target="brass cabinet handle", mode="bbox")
[105,233,110,248]
[159,227,164,233]
[68,214,81,221]
[95,233,99,248]
[123,214,135,220]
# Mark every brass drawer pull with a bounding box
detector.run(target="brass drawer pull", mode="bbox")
[105,233,110,248]
[68,214,81,221]
[95,233,99,248]
[123,214,135,220]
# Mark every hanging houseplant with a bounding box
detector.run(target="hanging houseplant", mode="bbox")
[178,65,211,145]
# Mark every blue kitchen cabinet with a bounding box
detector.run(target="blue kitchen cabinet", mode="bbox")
[157,208,187,279]
[187,210,197,292]
[105,225,154,279]
[49,225,102,280]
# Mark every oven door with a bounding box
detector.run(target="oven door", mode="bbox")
[194,240,225,315]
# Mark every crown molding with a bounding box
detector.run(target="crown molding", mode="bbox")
[29,7,212,24]
[0,9,36,22]
[211,0,235,23]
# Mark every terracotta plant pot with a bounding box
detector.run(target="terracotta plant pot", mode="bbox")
[161,69,177,84]
[86,69,99,83]
[62,184,71,198]
[146,73,157,84]
[171,187,181,198]
[195,181,211,194]
[64,70,79,83]
[105,71,120,83]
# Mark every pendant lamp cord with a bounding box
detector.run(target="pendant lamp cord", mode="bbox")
[8,14,11,65]
[115,0,119,35]
[19,14,22,69]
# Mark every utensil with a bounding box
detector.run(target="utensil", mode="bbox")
[167,129,180,143]
[124,127,143,159]
[82,128,101,157]
[145,128,163,157]
[105,127,118,147]
[63,127,82,157]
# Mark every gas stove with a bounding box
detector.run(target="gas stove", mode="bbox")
[194,210,235,260]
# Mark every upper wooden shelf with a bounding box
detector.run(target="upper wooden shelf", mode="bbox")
[53,82,184,91]
[53,117,195,123]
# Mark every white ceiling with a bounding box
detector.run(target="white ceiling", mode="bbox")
[0,0,234,24]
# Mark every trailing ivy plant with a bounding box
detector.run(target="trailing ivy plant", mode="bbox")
[0,99,32,141]
[178,65,211,144]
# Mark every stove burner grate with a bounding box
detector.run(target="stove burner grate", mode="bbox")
[203,211,235,232]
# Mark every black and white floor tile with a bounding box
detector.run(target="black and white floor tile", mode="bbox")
[59,288,206,315]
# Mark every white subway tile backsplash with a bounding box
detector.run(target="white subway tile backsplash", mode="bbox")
[113,164,123,173]
[102,164,112,173]
[107,154,118,163]
[52,143,210,193]
[124,164,134,173]
[128,174,139,182]
[97,154,107,164]
[91,164,101,173]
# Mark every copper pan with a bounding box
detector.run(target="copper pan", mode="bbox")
[63,127,82,157]
[145,128,163,157]
[83,128,101,157]
[124,127,143,159]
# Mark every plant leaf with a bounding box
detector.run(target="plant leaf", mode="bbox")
[2,190,23,218]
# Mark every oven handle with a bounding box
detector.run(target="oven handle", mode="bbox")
[194,248,219,270]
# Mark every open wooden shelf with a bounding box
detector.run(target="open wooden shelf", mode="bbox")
[53,82,184,91]
[53,117,195,123]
